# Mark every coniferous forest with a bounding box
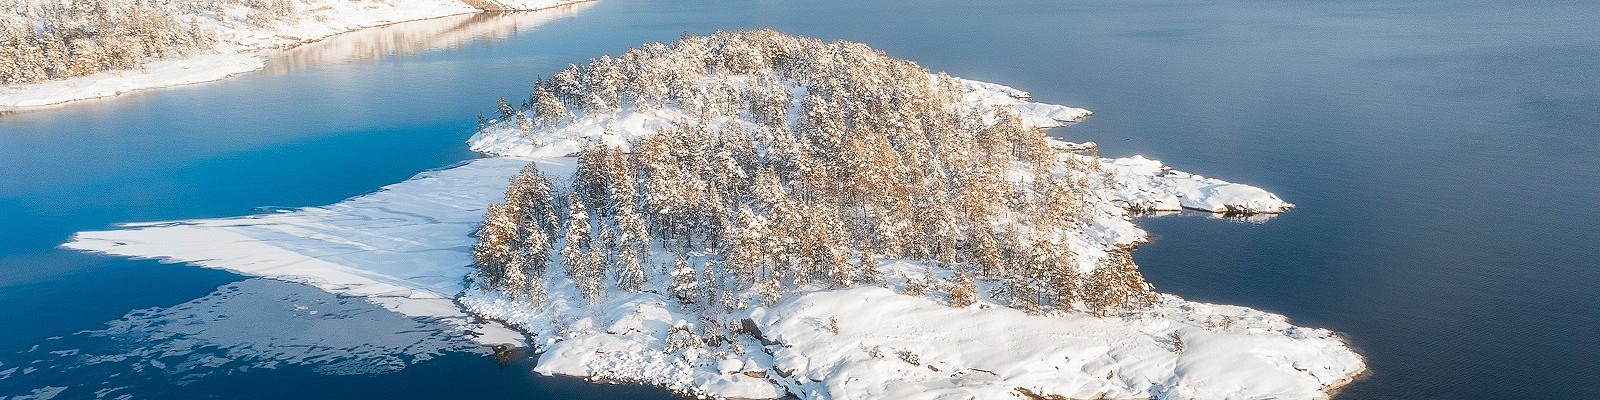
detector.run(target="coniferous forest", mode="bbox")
[473,30,1156,318]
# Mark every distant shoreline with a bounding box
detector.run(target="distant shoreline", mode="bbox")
[0,0,591,111]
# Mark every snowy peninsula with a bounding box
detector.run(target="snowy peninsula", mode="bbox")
[0,0,585,109]
[66,31,1362,400]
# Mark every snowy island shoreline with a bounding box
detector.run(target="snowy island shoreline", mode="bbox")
[0,0,588,110]
[64,31,1360,400]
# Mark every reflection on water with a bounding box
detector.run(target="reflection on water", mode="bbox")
[265,5,596,74]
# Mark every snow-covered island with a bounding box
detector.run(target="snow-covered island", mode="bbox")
[66,30,1362,400]
[0,0,585,109]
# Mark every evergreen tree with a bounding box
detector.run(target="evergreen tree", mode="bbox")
[617,245,645,292]
[671,253,699,305]
[948,269,977,308]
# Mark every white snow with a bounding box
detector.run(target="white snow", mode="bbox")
[1102,155,1295,214]
[460,252,1364,400]
[0,0,584,110]
[751,286,1363,400]
[0,53,264,109]
[64,76,1355,398]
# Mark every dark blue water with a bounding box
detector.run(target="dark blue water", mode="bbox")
[3,0,1597,398]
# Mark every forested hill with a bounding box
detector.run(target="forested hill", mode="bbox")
[471,29,1156,317]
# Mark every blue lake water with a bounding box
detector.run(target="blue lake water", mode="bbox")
[2,0,1597,398]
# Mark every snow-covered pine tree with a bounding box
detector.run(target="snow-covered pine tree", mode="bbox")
[617,245,645,292]
[856,246,883,286]
[530,80,571,124]
[517,222,550,302]
[949,269,977,308]
[671,253,699,305]
[701,260,718,307]
[1083,250,1156,316]
[473,203,518,290]
[497,97,516,123]
[581,247,606,304]
[562,193,601,304]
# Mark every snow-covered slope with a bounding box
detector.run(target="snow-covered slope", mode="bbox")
[66,73,1353,399]
[0,0,585,110]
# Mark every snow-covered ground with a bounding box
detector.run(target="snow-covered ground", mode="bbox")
[65,79,1356,399]
[0,0,584,110]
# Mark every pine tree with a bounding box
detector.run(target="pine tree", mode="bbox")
[857,246,883,286]
[517,222,551,301]
[671,253,699,305]
[701,260,718,307]
[1083,250,1157,316]
[473,203,518,290]
[497,97,516,123]
[530,82,570,124]
[562,194,599,304]
[757,273,783,306]
[948,269,977,308]
[581,247,606,304]
[617,245,645,292]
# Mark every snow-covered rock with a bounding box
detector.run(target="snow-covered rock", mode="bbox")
[1103,155,1295,214]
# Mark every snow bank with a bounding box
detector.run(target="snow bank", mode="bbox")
[0,53,264,109]
[0,0,584,110]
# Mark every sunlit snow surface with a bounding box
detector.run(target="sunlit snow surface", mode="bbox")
[65,80,1353,399]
